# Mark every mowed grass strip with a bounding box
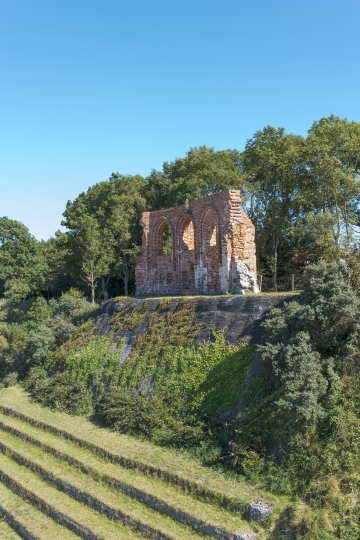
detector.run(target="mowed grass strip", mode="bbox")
[0,482,78,540]
[0,453,144,540]
[0,387,273,509]
[0,411,256,535]
[0,431,218,540]
[0,513,23,540]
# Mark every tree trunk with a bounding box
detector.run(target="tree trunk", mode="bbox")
[101,276,109,301]
[91,272,95,304]
[123,254,129,296]
[273,235,279,292]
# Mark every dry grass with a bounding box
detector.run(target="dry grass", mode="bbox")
[0,514,22,540]
[0,482,78,539]
[0,387,274,505]
[0,410,257,532]
[0,453,142,540]
[0,428,220,539]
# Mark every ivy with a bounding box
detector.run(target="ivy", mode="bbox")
[64,336,124,391]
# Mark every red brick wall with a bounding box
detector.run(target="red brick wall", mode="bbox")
[135,190,257,295]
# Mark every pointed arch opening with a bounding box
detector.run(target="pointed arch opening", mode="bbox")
[162,225,172,255]
[180,215,195,251]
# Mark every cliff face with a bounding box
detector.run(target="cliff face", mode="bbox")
[94,295,296,363]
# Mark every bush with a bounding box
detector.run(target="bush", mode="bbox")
[25,367,92,415]
[26,296,50,328]
[5,323,28,353]
[26,326,55,365]
[3,371,18,387]
[63,336,124,399]
[259,261,357,426]
[102,387,214,450]
[50,315,76,346]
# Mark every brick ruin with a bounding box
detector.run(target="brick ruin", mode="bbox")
[135,189,258,296]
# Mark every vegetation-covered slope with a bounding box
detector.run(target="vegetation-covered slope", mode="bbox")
[1,261,360,538]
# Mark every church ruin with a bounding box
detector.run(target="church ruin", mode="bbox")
[135,189,258,295]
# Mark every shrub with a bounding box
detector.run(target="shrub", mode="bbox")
[26,296,50,328]
[5,323,28,353]
[63,336,124,394]
[26,326,55,365]
[3,371,18,387]
[259,261,357,426]
[25,367,92,415]
[50,315,76,346]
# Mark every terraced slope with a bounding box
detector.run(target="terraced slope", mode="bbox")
[0,387,285,539]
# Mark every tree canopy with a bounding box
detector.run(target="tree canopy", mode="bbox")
[2,115,360,300]
[0,217,47,300]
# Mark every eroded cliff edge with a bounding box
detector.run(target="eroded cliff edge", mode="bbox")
[94,295,296,363]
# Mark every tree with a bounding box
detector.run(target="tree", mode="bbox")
[146,145,244,210]
[62,199,113,303]
[88,174,146,296]
[62,174,146,298]
[40,232,77,298]
[303,115,360,251]
[260,261,358,425]
[242,127,306,289]
[0,217,47,300]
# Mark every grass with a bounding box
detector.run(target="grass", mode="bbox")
[0,482,78,540]
[0,386,277,508]
[0,453,143,540]
[0,429,218,539]
[0,386,293,538]
[0,411,254,536]
[0,513,22,540]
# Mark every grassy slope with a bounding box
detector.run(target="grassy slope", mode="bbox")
[0,386,290,538]
[0,482,78,540]
[0,453,143,540]
[0,386,278,508]
[0,411,252,535]
[0,513,22,540]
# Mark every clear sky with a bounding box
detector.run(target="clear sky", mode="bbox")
[1,0,359,240]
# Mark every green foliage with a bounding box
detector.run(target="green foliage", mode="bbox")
[259,261,357,425]
[0,217,48,299]
[55,291,88,317]
[161,226,172,255]
[26,326,55,365]
[26,296,50,328]
[146,145,244,210]
[5,323,28,353]
[100,300,254,452]
[64,336,124,393]
[3,371,18,387]
[51,315,76,346]
[24,367,92,415]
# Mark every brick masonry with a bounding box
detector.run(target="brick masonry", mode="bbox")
[135,190,258,295]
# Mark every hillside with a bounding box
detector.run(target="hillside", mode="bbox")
[1,261,360,538]
[0,385,283,539]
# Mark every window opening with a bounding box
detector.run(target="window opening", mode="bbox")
[182,220,195,250]
[162,225,172,255]
[209,225,217,246]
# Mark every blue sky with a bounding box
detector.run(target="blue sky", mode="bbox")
[1,0,359,240]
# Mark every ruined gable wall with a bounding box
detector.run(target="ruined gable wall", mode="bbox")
[135,190,257,295]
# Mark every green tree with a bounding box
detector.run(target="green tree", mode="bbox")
[260,261,358,425]
[303,115,360,251]
[62,174,146,298]
[90,174,146,296]
[62,199,113,303]
[242,127,306,288]
[146,145,244,210]
[40,232,77,298]
[0,217,47,299]
[76,215,112,304]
